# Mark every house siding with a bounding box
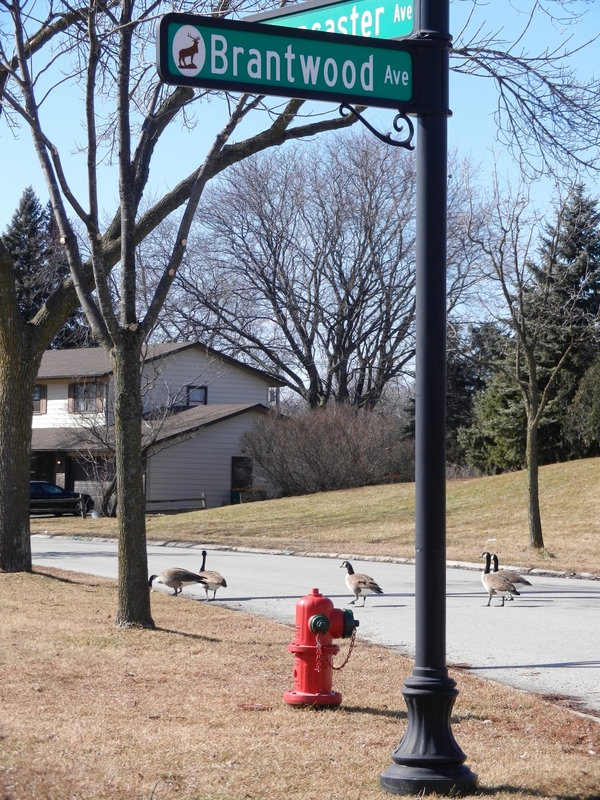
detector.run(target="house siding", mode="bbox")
[144,409,269,510]
[32,379,109,429]
[141,348,270,411]
[31,343,279,509]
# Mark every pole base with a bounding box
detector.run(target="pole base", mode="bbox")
[380,763,479,796]
[283,689,342,707]
[380,671,478,796]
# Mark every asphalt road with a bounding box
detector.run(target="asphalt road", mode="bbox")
[30,534,600,716]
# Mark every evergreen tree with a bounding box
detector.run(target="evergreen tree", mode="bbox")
[445,326,491,466]
[2,188,93,348]
[459,366,526,473]
[538,184,600,317]
[403,324,498,467]
[524,184,600,460]
[2,187,50,321]
[463,185,600,477]
[565,354,600,453]
[45,212,96,349]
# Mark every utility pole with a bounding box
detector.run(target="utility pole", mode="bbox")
[380,0,479,794]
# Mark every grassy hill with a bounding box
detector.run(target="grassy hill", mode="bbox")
[33,457,600,576]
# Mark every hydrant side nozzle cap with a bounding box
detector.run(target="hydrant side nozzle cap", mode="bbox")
[341,608,359,638]
[309,614,330,634]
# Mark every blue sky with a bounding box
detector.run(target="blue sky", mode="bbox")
[1,0,599,229]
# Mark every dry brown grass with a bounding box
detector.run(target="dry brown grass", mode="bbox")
[1,567,599,800]
[33,457,600,576]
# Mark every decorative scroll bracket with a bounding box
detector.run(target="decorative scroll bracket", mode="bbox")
[339,104,415,150]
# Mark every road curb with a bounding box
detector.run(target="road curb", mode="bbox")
[31,534,599,581]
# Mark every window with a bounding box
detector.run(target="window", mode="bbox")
[186,385,207,407]
[68,382,106,413]
[33,385,47,414]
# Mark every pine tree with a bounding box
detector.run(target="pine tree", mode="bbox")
[526,184,600,460]
[566,354,600,450]
[2,188,93,347]
[458,335,527,474]
[2,187,50,321]
[445,326,491,466]
[464,186,600,477]
[402,325,497,468]
[544,184,600,315]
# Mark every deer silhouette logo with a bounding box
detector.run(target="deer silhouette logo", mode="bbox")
[178,32,202,69]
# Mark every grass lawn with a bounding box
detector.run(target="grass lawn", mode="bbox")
[33,457,600,576]
[8,457,598,798]
[1,567,599,800]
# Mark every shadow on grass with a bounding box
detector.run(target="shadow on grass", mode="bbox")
[155,626,221,643]
[32,567,112,587]
[477,786,600,800]
[341,705,408,720]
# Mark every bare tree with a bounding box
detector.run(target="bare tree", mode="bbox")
[451,0,600,182]
[152,133,480,409]
[0,1,358,623]
[170,132,417,408]
[467,178,600,550]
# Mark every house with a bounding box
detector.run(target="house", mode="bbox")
[30,342,283,511]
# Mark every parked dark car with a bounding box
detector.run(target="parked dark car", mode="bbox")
[29,481,94,517]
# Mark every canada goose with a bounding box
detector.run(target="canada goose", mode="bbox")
[198,550,227,601]
[491,553,532,600]
[340,560,383,606]
[148,568,207,596]
[480,551,519,607]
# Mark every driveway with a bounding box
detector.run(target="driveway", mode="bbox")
[31,534,600,717]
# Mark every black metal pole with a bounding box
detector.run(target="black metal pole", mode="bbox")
[380,0,478,794]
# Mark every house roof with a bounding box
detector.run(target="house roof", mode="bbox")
[37,342,286,386]
[37,347,113,379]
[31,427,105,451]
[31,403,268,452]
[145,402,268,446]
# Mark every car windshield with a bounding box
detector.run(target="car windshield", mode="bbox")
[40,484,65,495]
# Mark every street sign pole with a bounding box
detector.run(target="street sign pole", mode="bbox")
[379,0,478,794]
[155,8,476,793]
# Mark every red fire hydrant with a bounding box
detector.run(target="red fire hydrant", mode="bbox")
[284,587,359,707]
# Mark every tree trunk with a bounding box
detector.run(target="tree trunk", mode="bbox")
[525,420,545,550]
[100,474,117,517]
[111,336,155,628]
[0,345,40,571]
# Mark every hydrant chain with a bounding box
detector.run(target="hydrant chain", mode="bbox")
[330,626,357,671]
[316,629,355,672]
[315,634,323,674]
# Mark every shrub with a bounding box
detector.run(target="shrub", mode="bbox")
[242,405,414,496]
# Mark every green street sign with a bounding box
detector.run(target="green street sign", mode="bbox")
[246,0,415,41]
[156,13,415,110]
